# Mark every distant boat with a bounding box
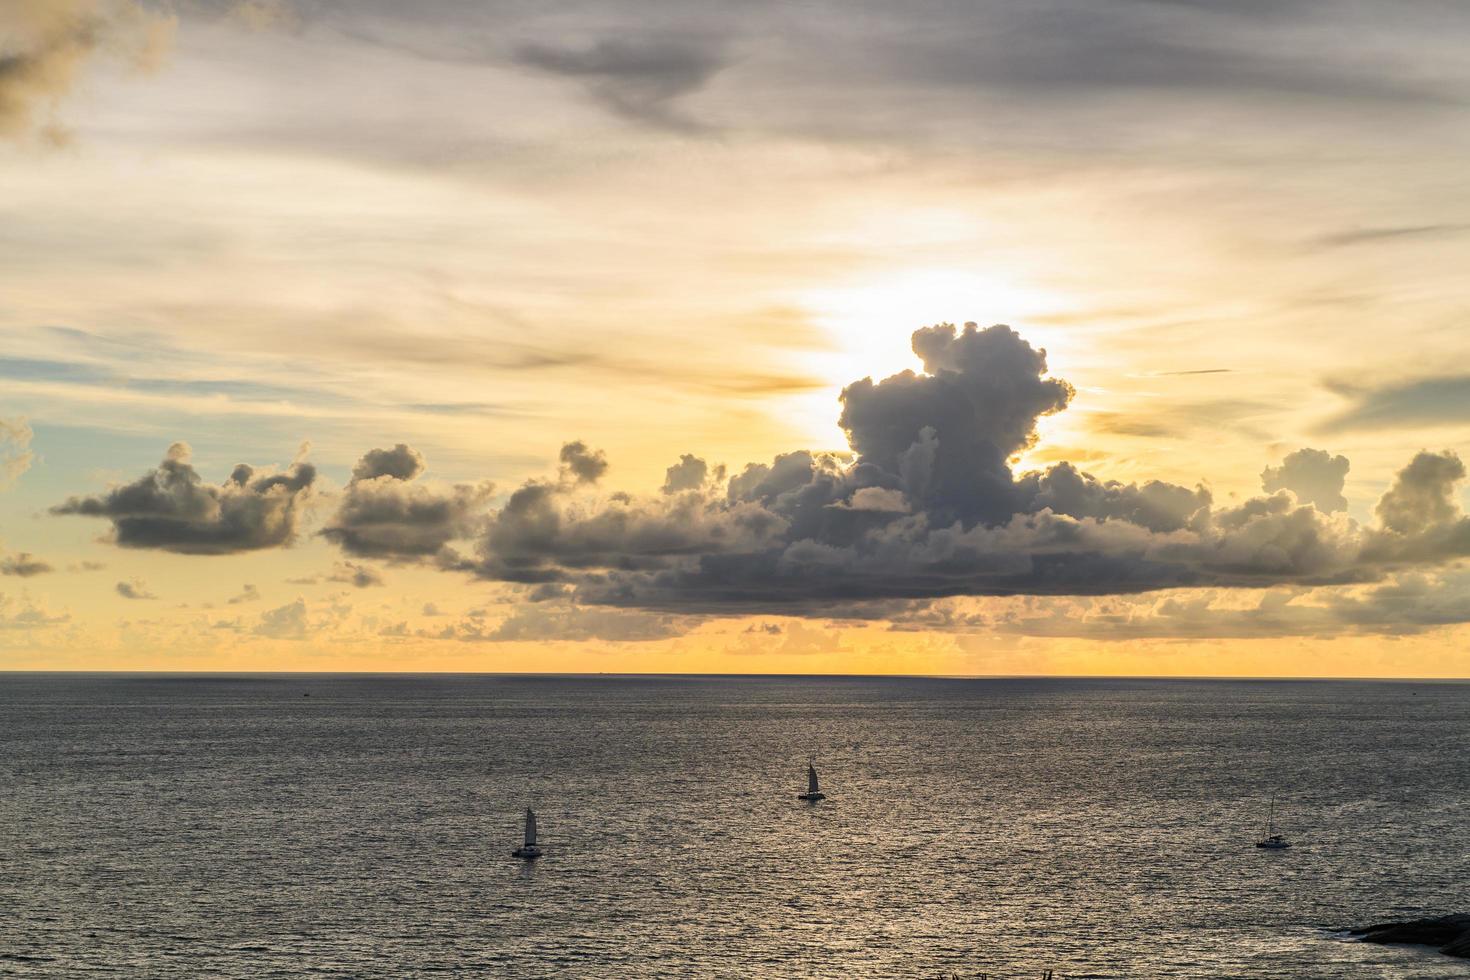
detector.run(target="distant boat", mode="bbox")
[797,762,825,801]
[1256,794,1290,849]
[512,807,542,859]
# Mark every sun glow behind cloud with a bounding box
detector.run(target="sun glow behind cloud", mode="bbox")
[788,268,1074,446]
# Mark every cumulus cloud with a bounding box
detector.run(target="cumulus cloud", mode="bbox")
[351,443,425,482]
[558,440,609,486]
[0,0,175,143]
[1261,448,1350,513]
[254,598,307,638]
[1,551,52,576]
[321,444,491,561]
[662,453,724,494]
[52,442,318,554]
[115,579,155,600]
[0,592,68,630]
[442,323,1470,621]
[0,418,34,489]
[1374,450,1465,536]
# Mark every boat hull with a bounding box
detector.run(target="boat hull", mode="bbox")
[1255,841,1291,849]
[797,793,825,801]
[512,847,542,859]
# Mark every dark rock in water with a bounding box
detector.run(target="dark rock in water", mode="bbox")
[1351,914,1470,959]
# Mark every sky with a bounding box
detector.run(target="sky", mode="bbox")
[3,0,1470,676]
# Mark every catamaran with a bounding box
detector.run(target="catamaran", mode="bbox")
[797,762,825,801]
[1256,794,1290,849]
[512,807,542,859]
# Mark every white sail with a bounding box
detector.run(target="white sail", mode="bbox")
[524,808,537,848]
[807,765,819,795]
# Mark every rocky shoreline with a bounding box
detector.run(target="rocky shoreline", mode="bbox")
[1350,915,1470,960]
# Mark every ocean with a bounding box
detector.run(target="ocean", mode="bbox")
[1,674,1466,978]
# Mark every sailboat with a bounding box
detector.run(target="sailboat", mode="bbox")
[797,762,825,801]
[1255,794,1290,849]
[512,807,542,859]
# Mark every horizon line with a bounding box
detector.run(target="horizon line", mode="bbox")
[2,669,1466,683]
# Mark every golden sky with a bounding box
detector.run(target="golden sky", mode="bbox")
[4,0,1470,675]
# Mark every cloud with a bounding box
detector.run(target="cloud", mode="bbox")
[1089,399,1274,441]
[227,583,260,604]
[885,4,1452,107]
[512,37,726,131]
[1311,224,1470,248]
[115,579,155,600]
[662,454,724,494]
[890,569,1470,640]
[321,444,491,560]
[1373,450,1465,536]
[0,418,34,489]
[1318,375,1470,433]
[444,323,1470,618]
[329,561,384,588]
[226,0,297,32]
[351,443,425,482]
[839,323,1073,525]
[254,598,307,638]
[0,0,176,143]
[1,551,52,576]
[1261,448,1349,513]
[52,442,318,554]
[444,601,682,643]
[0,592,69,630]
[559,440,609,486]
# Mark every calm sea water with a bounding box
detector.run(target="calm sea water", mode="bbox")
[1,674,1467,978]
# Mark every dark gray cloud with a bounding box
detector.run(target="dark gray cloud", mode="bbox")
[1,551,52,577]
[352,443,425,482]
[512,37,725,130]
[321,444,491,561]
[51,443,317,555]
[1319,375,1470,433]
[838,323,1073,525]
[1261,448,1350,513]
[116,579,156,600]
[446,323,1470,617]
[558,440,609,486]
